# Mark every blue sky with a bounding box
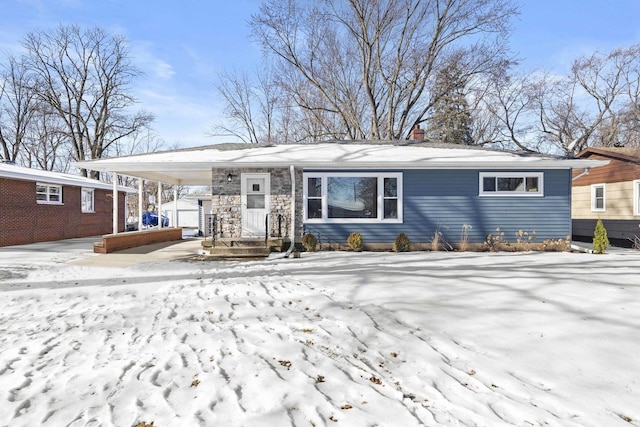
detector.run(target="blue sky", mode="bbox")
[1,0,640,148]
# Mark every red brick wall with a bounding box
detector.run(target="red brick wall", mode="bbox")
[94,228,183,253]
[0,177,127,247]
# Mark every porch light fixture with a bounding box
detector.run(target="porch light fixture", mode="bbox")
[227,173,235,183]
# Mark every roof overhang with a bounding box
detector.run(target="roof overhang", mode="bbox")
[0,163,136,193]
[74,143,610,186]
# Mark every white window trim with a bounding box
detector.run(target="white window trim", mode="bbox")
[303,172,403,223]
[479,172,544,197]
[591,183,606,212]
[36,182,63,205]
[634,180,640,216]
[81,187,95,213]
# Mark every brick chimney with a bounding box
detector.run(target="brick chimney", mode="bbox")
[409,124,425,141]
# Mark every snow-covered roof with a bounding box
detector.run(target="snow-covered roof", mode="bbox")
[74,142,609,185]
[0,162,136,193]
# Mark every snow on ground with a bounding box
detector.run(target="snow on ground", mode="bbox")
[0,242,639,427]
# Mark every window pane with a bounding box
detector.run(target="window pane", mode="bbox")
[36,193,47,201]
[247,194,265,209]
[307,199,322,219]
[384,199,397,219]
[483,177,496,192]
[596,198,604,210]
[307,177,322,197]
[384,178,397,197]
[36,184,46,193]
[327,177,377,218]
[49,194,60,202]
[82,189,93,212]
[49,186,60,194]
[595,187,604,198]
[526,177,539,192]
[497,177,524,191]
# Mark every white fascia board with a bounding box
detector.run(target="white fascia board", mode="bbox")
[0,166,136,193]
[75,157,609,175]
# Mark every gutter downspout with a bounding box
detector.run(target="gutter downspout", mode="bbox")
[572,167,590,181]
[285,164,296,257]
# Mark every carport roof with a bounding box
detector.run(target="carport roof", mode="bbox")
[74,141,609,185]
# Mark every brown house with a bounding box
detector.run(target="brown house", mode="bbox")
[572,147,640,247]
[0,162,134,247]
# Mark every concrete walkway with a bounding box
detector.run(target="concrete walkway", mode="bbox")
[69,238,204,268]
[0,234,205,269]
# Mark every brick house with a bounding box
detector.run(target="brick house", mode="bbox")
[0,162,134,247]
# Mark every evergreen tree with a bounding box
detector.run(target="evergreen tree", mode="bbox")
[593,218,609,254]
[427,63,475,145]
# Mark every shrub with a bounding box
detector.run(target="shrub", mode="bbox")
[542,237,571,252]
[593,219,609,254]
[483,227,506,252]
[459,224,472,251]
[514,229,536,251]
[431,230,441,251]
[301,233,318,252]
[347,232,363,251]
[393,233,411,252]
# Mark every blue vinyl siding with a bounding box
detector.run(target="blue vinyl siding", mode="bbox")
[303,169,571,244]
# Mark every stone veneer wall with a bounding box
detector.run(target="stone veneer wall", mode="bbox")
[210,168,303,240]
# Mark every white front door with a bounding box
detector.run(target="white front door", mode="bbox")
[241,173,270,237]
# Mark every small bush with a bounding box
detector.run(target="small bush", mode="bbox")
[347,232,363,251]
[431,230,441,251]
[514,229,536,251]
[459,224,472,252]
[483,227,506,252]
[542,237,571,252]
[393,233,411,252]
[593,219,609,254]
[301,233,318,252]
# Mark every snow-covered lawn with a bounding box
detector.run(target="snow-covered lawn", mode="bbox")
[1,244,639,426]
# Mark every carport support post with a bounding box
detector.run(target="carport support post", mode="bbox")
[138,179,143,231]
[157,181,162,229]
[173,187,178,227]
[112,173,118,234]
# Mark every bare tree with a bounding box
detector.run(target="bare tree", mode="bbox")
[21,106,70,171]
[211,66,290,144]
[488,44,640,155]
[0,54,39,162]
[250,0,517,141]
[21,24,153,178]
